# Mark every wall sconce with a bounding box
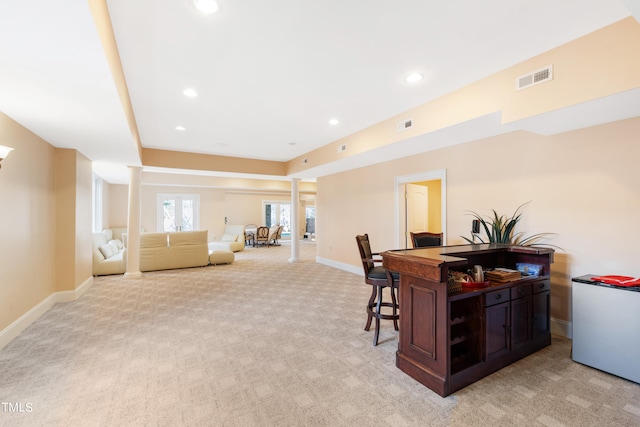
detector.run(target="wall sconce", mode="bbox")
[0,145,14,169]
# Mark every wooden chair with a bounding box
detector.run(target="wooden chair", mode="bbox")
[254,226,270,247]
[410,231,443,248]
[245,223,257,246]
[355,234,399,346]
[269,225,283,246]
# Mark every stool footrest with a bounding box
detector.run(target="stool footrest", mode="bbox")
[364,284,399,345]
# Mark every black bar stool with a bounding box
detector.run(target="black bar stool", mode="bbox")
[355,234,399,346]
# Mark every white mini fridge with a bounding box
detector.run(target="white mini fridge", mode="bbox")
[572,275,640,384]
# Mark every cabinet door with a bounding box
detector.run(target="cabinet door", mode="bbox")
[485,302,510,360]
[511,296,532,350]
[532,290,550,341]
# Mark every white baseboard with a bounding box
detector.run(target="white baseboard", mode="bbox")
[0,276,94,350]
[551,317,572,339]
[316,256,362,276]
[55,276,94,303]
[124,271,143,279]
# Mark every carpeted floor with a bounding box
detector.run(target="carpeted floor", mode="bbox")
[1,241,639,426]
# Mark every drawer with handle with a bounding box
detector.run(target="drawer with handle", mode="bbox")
[511,283,532,299]
[532,279,551,293]
[484,288,510,306]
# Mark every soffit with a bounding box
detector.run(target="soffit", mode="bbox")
[0,0,636,184]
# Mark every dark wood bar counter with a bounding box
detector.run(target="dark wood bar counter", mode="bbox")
[382,244,554,397]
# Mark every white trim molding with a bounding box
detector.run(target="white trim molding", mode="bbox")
[551,317,572,339]
[316,256,362,276]
[0,277,94,350]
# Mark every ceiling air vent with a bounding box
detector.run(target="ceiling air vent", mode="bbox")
[397,118,413,132]
[302,158,308,165]
[337,144,347,153]
[516,65,553,91]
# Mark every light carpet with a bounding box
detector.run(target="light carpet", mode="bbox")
[1,241,639,426]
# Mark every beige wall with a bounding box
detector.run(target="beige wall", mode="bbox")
[225,192,291,227]
[99,177,110,231]
[55,150,76,291]
[142,148,287,177]
[428,180,441,233]
[317,117,640,324]
[0,114,93,332]
[0,113,56,331]
[73,151,93,286]
[54,150,93,291]
[103,182,127,228]
[106,185,310,241]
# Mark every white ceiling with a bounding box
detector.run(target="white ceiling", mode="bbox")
[0,0,638,184]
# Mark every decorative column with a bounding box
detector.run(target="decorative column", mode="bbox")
[288,178,301,263]
[125,166,142,278]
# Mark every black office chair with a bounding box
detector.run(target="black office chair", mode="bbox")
[355,234,399,346]
[410,231,443,248]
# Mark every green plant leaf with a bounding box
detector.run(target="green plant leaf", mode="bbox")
[460,201,559,249]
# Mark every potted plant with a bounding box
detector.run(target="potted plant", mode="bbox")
[461,202,559,247]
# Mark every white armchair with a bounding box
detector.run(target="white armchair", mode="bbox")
[209,224,246,252]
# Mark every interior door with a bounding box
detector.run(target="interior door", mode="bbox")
[406,183,428,247]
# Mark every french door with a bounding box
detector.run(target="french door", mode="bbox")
[264,201,290,233]
[157,193,200,232]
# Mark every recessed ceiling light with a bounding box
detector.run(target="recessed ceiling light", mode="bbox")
[328,118,339,126]
[175,126,186,131]
[288,142,296,146]
[405,73,424,83]
[183,88,198,97]
[194,0,218,14]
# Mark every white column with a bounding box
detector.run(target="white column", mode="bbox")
[125,166,143,278]
[288,178,301,263]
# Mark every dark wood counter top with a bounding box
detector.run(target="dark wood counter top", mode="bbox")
[383,243,554,265]
[382,243,553,284]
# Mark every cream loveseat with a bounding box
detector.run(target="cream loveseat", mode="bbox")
[92,228,127,276]
[208,224,246,252]
[140,230,210,272]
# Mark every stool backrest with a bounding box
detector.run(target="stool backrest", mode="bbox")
[410,231,443,248]
[355,234,375,276]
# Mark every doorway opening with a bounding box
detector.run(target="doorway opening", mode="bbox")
[395,169,447,249]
